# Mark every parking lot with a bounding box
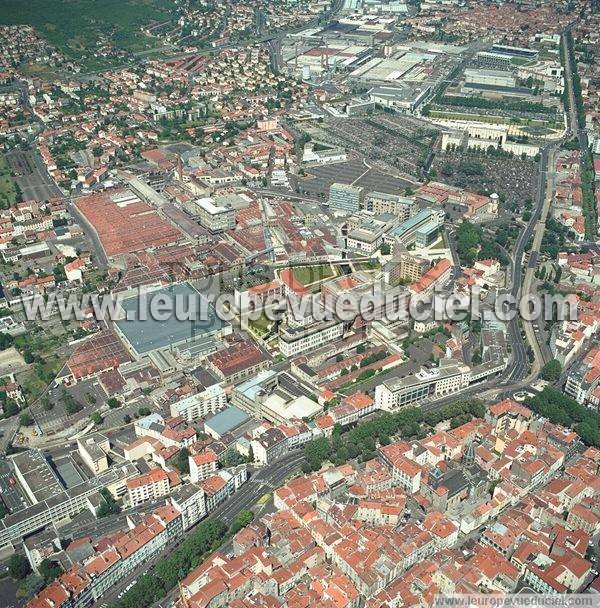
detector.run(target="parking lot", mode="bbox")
[31,378,108,435]
[0,458,28,513]
[355,169,415,194]
[299,113,437,179]
[5,149,63,201]
[298,158,414,198]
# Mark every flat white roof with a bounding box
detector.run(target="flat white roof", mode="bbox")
[197,197,229,215]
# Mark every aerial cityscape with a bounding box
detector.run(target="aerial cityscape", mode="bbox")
[0,0,598,607]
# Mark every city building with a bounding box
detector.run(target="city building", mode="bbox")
[196,197,236,232]
[278,319,346,358]
[385,208,444,249]
[169,385,227,422]
[375,360,471,410]
[126,468,170,506]
[328,183,364,214]
[384,253,430,285]
[77,434,110,475]
[365,192,417,219]
[189,451,219,483]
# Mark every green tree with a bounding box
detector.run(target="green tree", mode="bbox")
[174,448,190,474]
[62,391,83,415]
[116,519,228,607]
[97,488,120,518]
[540,359,562,382]
[525,387,600,448]
[19,412,33,427]
[0,332,14,350]
[39,559,63,584]
[21,573,44,599]
[222,448,245,467]
[107,397,120,409]
[90,412,104,425]
[229,510,254,535]
[8,553,31,579]
[4,401,18,417]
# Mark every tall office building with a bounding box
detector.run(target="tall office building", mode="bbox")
[328,183,363,214]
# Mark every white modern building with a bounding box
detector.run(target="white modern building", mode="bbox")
[169,385,227,422]
[278,319,345,357]
[375,360,471,410]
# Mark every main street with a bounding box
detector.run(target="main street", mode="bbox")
[501,140,557,383]
[562,29,589,153]
[504,28,587,382]
[98,451,305,608]
[496,26,591,384]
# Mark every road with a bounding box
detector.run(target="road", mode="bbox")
[562,29,589,153]
[501,28,586,383]
[0,417,19,455]
[515,144,557,378]
[117,374,531,608]
[520,146,556,373]
[502,28,585,381]
[501,140,559,382]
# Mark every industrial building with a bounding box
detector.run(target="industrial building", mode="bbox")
[114,282,229,357]
[203,406,251,440]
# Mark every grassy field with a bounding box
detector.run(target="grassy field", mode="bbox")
[248,313,272,336]
[19,63,63,80]
[293,265,336,285]
[12,323,71,401]
[20,356,65,402]
[0,156,18,209]
[0,0,175,69]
